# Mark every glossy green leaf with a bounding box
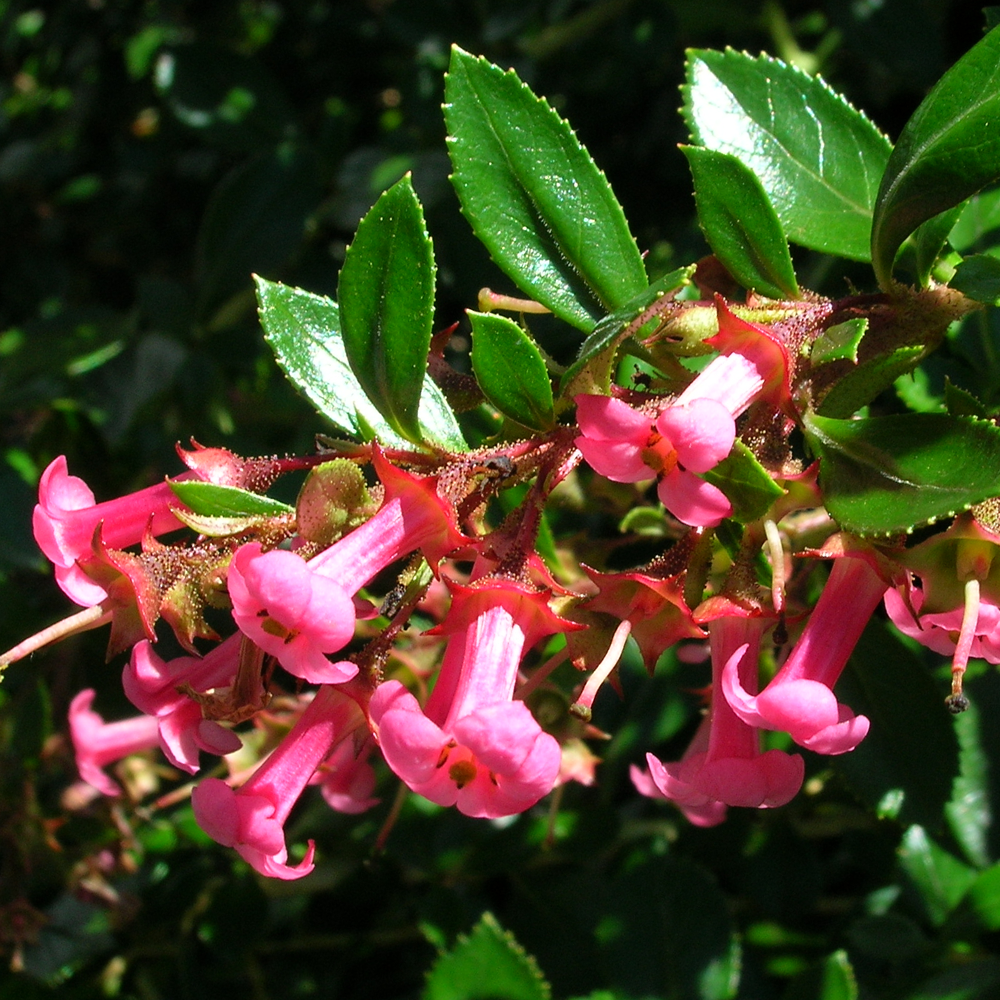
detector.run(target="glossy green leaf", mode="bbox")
[423,912,550,1000]
[682,146,798,299]
[816,346,924,418]
[701,440,785,523]
[684,49,891,261]
[804,411,1000,534]
[836,620,959,831]
[871,27,1000,288]
[338,174,436,442]
[810,318,867,365]
[960,863,1000,931]
[951,253,1000,304]
[468,311,554,431]
[898,825,977,926]
[558,267,694,400]
[255,278,466,451]
[944,378,989,419]
[445,46,647,332]
[168,481,294,517]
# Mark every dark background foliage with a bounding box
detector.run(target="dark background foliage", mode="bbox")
[1,2,997,998]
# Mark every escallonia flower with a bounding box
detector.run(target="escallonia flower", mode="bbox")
[369,577,573,819]
[884,511,1000,711]
[637,607,804,821]
[33,456,197,608]
[191,682,366,880]
[68,689,163,797]
[722,542,890,754]
[227,446,469,685]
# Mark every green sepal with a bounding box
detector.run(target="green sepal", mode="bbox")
[168,481,294,518]
[810,318,868,366]
[804,410,1000,535]
[338,174,436,443]
[444,47,647,332]
[872,26,1000,288]
[468,311,555,431]
[682,145,799,299]
[701,441,785,524]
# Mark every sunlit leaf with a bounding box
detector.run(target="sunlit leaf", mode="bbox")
[168,481,293,517]
[804,411,1000,534]
[950,254,1000,304]
[701,440,785,523]
[338,174,436,442]
[872,26,1000,288]
[682,146,798,299]
[468,311,554,431]
[445,46,647,332]
[684,49,891,261]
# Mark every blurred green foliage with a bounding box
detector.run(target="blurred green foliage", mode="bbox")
[1,1,997,998]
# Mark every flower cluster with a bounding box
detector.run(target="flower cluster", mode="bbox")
[11,293,986,875]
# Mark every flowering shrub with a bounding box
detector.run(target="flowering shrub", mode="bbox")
[8,21,1000,996]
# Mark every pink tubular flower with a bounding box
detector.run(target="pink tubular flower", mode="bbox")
[227,448,468,682]
[723,553,888,754]
[640,613,804,819]
[124,636,245,773]
[69,689,162,797]
[575,394,735,527]
[192,683,365,880]
[311,739,380,814]
[370,579,569,819]
[33,456,194,607]
[227,544,359,685]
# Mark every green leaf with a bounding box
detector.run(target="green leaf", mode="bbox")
[468,312,554,431]
[944,378,989,419]
[338,174,436,443]
[810,318,868,365]
[255,278,466,451]
[897,825,978,926]
[169,481,294,518]
[423,912,550,1000]
[784,951,857,1000]
[911,205,964,286]
[951,253,1000,304]
[804,411,1000,534]
[816,346,925,418]
[682,146,799,299]
[684,49,891,262]
[959,863,1000,931]
[701,440,785,523]
[949,187,1000,253]
[871,26,1000,289]
[444,47,647,332]
[558,267,694,400]
[835,620,959,831]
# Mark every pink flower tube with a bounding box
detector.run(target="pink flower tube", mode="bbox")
[69,689,162,797]
[124,636,245,773]
[227,448,469,684]
[723,556,887,754]
[33,456,194,607]
[641,614,804,818]
[370,579,568,819]
[192,683,365,880]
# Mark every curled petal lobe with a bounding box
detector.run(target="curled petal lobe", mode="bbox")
[655,398,735,473]
[657,468,732,528]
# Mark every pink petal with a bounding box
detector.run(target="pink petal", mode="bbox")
[656,398,735,472]
[576,435,653,482]
[657,469,732,528]
[192,777,241,846]
[756,679,841,736]
[575,394,651,440]
[800,709,870,755]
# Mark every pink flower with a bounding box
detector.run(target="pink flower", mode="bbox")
[640,614,804,818]
[191,683,364,880]
[575,394,735,527]
[370,579,568,818]
[124,636,245,773]
[68,689,162,797]
[227,544,359,685]
[33,456,193,607]
[723,554,887,754]
[311,739,380,814]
